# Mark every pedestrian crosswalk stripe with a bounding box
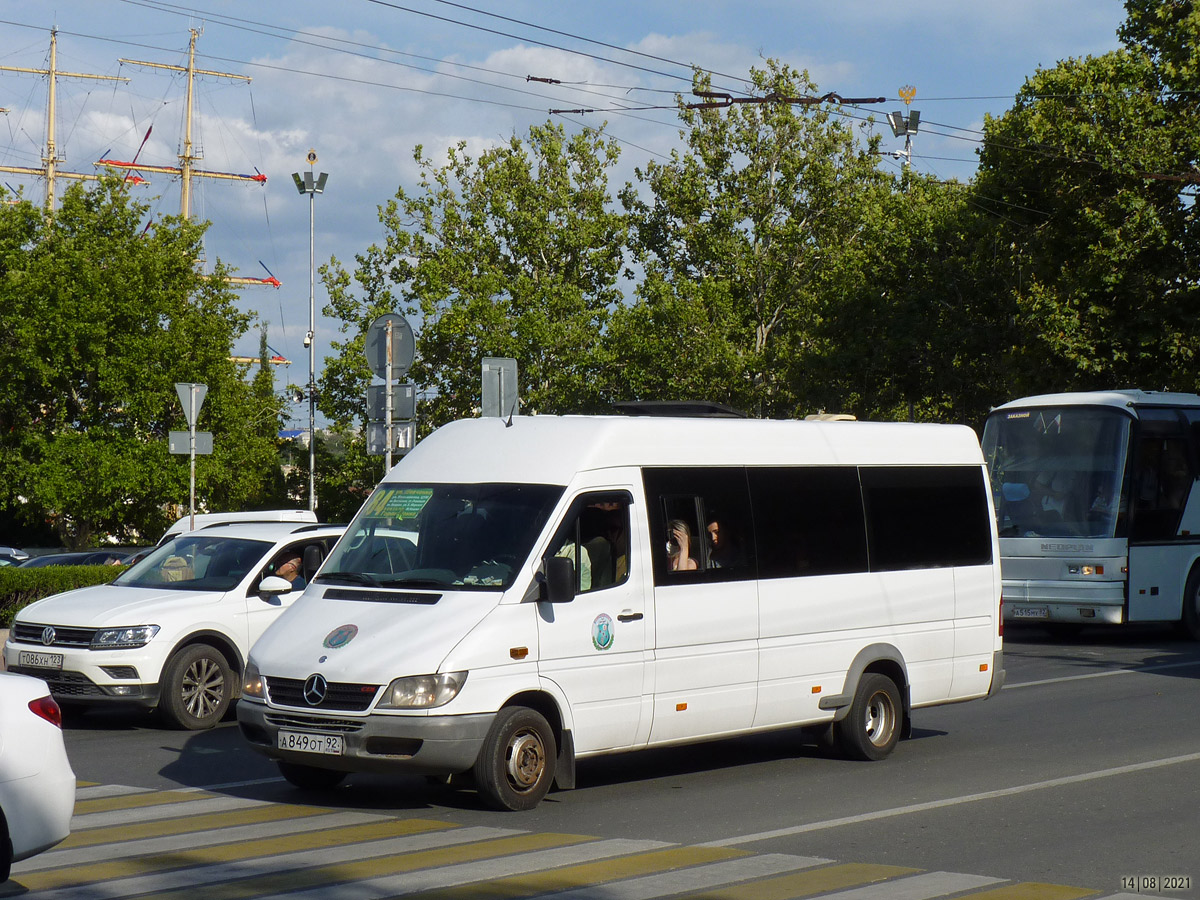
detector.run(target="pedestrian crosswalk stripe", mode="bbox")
[13,817,457,893]
[111,832,601,900]
[72,793,276,830]
[253,838,686,900]
[812,870,1004,899]
[73,788,233,814]
[398,844,754,900]
[75,783,149,800]
[59,799,347,847]
[965,884,1100,900]
[670,862,922,899]
[520,854,832,900]
[21,810,430,871]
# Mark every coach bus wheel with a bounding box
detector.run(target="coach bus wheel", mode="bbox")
[473,706,556,811]
[836,673,902,761]
[1180,570,1200,641]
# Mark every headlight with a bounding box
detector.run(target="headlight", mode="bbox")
[376,672,467,709]
[90,625,160,650]
[242,662,264,700]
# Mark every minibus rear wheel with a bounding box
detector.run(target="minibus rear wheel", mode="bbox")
[474,706,557,811]
[836,673,902,761]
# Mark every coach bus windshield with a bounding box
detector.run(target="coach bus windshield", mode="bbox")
[981,407,1131,539]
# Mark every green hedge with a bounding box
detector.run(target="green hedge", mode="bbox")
[0,566,126,627]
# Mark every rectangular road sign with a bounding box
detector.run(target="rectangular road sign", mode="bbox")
[169,431,213,455]
[366,421,416,456]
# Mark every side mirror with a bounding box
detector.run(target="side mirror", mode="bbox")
[258,575,294,596]
[540,555,576,603]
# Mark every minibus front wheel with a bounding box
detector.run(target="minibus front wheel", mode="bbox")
[836,673,902,761]
[474,706,557,811]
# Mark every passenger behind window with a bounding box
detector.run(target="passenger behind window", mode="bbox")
[705,513,745,569]
[667,518,698,571]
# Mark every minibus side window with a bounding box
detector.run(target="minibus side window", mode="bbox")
[545,492,632,593]
[747,466,867,578]
[860,466,993,570]
[642,468,755,585]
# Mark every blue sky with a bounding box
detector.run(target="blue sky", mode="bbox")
[0,0,1127,425]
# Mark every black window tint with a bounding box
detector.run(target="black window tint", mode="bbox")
[642,468,755,585]
[861,466,993,570]
[748,467,867,578]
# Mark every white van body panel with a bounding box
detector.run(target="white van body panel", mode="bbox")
[239,415,1002,803]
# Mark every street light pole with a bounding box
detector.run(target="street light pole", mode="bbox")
[292,151,328,513]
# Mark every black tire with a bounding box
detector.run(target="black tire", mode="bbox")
[1179,569,1200,641]
[473,707,556,811]
[1,810,12,883]
[835,673,903,761]
[159,644,234,730]
[278,761,348,790]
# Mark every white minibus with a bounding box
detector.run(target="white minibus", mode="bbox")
[238,415,1004,810]
[982,389,1200,635]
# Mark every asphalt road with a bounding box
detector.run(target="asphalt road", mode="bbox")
[51,623,1200,898]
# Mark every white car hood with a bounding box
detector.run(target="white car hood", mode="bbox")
[250,585,499,681]
[17,583,221,628]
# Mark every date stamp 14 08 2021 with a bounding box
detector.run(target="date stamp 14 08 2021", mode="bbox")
[1121,876,1193,894]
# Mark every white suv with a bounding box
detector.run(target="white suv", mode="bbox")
[4,521,343,730]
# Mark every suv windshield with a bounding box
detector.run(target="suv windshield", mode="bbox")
[982,406,1132,539]
[114,535,272,591]
[320,483,563,590]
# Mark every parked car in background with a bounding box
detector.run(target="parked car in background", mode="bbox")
[18,549,132,568]
[0,547,29,561]
[0,672,75,881]
[4,521,343,730]
[0,556,22,568]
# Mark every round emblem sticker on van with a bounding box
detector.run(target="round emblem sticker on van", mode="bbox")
[323,624,359,649]
[592,613,614,651]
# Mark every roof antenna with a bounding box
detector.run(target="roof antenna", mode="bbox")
[505,396,517,427]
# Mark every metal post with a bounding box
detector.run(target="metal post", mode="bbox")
[307,184,316,512]
[188,387,197,531]
[385,319,394,472]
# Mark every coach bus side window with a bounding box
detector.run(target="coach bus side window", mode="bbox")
[1130,436,1191,542]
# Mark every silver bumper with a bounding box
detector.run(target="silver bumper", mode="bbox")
[236,699,495,776]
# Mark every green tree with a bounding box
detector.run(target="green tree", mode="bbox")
[0,178,280,546]
[320,122,628,430]
[610,62,888,417]
[972,47,1200,396]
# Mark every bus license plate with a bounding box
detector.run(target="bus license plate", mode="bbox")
[18,651,64,670]
[1011,606,1049,619]
[277,731,343,755]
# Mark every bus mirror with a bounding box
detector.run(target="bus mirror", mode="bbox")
[541,555,576,603]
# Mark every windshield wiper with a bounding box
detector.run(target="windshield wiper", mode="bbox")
[315,572,383,587]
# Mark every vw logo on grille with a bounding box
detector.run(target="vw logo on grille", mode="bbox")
[41,626,56,646]
[302,673,328,706]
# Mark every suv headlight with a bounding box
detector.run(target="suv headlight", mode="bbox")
[90,625,159,650]
[377,672,467,709]
[242,662,265,700]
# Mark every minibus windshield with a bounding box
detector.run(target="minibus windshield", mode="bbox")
[982,406,1131,539]
[319,483,564,590]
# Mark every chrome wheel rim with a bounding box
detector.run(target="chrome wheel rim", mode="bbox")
[864,690,895,746]
[182,657,225,720]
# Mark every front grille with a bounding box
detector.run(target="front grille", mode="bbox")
[265,677,379,712]
[9,667,104,697]
[264,712,365,734]
[12,622,97,648]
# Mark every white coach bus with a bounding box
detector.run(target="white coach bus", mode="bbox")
[982,389,1200,636]
[238,414,1004,810]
